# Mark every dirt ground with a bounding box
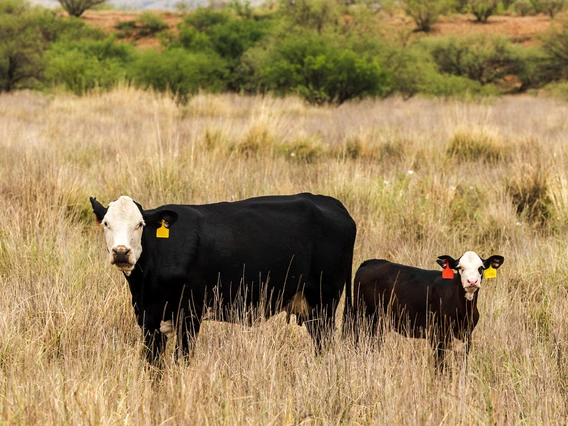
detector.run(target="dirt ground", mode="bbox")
[80,9,563,48]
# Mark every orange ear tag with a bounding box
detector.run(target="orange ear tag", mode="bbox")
[442,261,455,279]
[483,266,497,279]
[156,220,169,239]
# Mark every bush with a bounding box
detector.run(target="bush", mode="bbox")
[277,0,341,34]
[115,13,169,39]
[425,35,515,85]
[400,0,453,32]
[509,45,552,91]
[44,37,135,94]
[469,0,499,22]
[0,6,44,92]
[253,32,387,104]
[373,42,494,99]
[529,0,566,17]
[539,19,568,81]
[136,12,169,37]
[129,48,228,104]
[183,7,230,32]
[171,6,273,91]
[514,0,537,13]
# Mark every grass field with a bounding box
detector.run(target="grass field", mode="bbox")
[0,88,567,424]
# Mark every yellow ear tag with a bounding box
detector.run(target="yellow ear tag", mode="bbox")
[483,266,497,279]
[156,220,169,239]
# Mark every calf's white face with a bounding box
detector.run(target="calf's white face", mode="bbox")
[100,196,145,275]
[457,251,485,301]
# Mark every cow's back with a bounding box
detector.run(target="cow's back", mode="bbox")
[354,259,442,333]
[181,193,355,313]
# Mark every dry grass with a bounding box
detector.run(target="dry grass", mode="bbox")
[1,88,568,425]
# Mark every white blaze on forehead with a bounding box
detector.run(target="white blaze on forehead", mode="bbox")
[458,251,484,301]
[102,196,144,274]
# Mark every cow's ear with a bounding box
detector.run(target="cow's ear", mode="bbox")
[483,255,504,270]
[144,209,179,229]
[437,255,458,269]
[90,197,108,224]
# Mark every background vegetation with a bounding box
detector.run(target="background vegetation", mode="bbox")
[2,0,568,104]
[0,89,567,424]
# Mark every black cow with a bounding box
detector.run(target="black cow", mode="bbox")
[353,252,504,370]
[90,193,356,363]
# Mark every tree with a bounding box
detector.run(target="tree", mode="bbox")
[400,0,452,32]
[530,0,566,17]
[57,0,107,18]
[469,0,499,22]
[0,6,44,91]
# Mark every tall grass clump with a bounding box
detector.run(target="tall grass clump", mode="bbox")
[506,164,552,226]
[447,128,509,163]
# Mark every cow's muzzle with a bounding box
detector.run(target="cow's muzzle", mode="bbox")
[111,246,134,270]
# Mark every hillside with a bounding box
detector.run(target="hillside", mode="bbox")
[30,0,184,10]
[79,9,558,48]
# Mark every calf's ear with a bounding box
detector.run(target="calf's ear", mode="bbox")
[483,255,504,269]
[90,197,108,224]
[437,255,458,269]
[143,209,179,229]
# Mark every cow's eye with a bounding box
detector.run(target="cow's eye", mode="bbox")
[136,221,144,229]
[102,221,109,228]
[478,267,484,274]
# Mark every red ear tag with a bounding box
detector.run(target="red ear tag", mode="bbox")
[442,261,455,279]
[96,219,100,226]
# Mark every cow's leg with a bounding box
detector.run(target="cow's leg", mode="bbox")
[143,328,167,365]
[462,328,473,368]
[304,303,336,354]
[431,332,451,373]
[176,315,201,361]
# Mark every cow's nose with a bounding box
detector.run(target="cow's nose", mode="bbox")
[112,246,131,263]
[467,278,479,285]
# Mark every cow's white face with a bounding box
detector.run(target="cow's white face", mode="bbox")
[456,251,485,301]
[100,196,145,275]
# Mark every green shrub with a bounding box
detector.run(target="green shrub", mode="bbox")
[252,31,387,104]
[529,0,566,17]
[136,12,169,37]
[509,45,552,91]
[469,0,499,22]
[115,20,137,38]
[129,48,228,104]
[400,0,453,32]
[425,35,515,85]
[183,7,230,32]
[170,26,213,51]
[514,0,537,13]
[540,19,568,81]
[171,6,273,91]
[277,0,341,34]
[115,13,169,39]
[44,37,134,94]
